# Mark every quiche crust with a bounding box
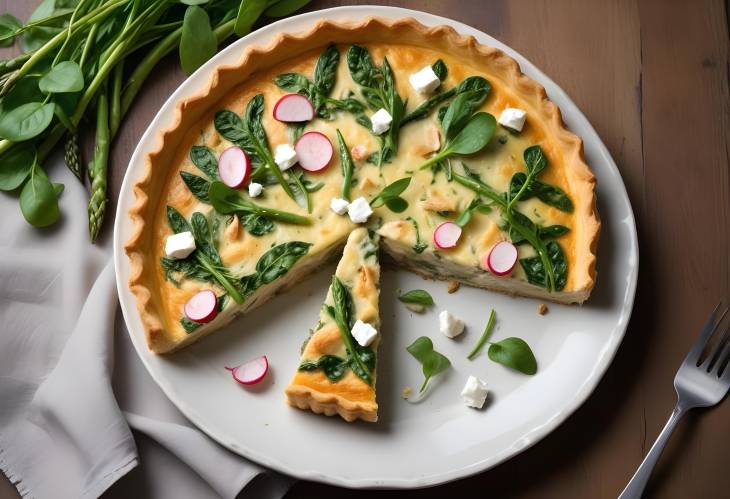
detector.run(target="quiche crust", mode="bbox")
[125,17,600,354]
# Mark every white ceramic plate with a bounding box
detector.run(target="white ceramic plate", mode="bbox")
[114,6,638,489]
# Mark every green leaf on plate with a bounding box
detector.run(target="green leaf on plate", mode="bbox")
[487,337,537,375]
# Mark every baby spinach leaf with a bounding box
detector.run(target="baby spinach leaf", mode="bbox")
[189,145,219,179]
[166,205,192,234]
[0,14,22,47]
[455,196,491,227]
[38,61,84,93]
[0,102,54,141]
[407,336,451,393]
[234,0,267,36]
[239,213,274,236]
[190,211,221,264]
[467,309,496,360]
[539,224,570,239]
[398,289,434,306]
[447,113,496,154]
[0,145,34,191]
[209,181,310,225]
[405,216,428,253]
[265,0,312,17]
[508,172,574,212]
[299,355,348,382]
[432,59,447,81]
[369,177,411,211]
[180,6,217,75]
[180,171,210,202]
[519,240,567,291]
[401,76,490,126]
[488,337,537,375]
[214,110,249,147]
[253,240,312,286]
[19,162,59,227]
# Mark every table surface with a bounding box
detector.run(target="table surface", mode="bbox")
[1,1,729,498]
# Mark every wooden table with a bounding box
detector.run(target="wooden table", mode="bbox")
[1,1,728,498]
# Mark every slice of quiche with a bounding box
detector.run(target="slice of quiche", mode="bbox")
[285,228,381,422]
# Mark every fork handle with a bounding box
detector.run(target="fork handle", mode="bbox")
[618,404,688,499]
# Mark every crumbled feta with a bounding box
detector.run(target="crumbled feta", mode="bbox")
[461,375,489,409]
[274,143,298,170]
[347,197,373,224]
[498,108,527,132]
[164,231,196,259]
[439,310,465,338]
[370,108,393,135]
[409,65,441,94]
[248,182,263,197]
[330,197,349,215]
[351,320,378,347]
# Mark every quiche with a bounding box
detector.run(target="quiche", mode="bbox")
[125,17,599,363]
[286,228,381,422]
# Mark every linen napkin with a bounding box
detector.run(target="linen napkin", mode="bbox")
[0,156,292,498]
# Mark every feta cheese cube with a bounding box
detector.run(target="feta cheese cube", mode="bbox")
[351,320,378,347]
[498,108,527,132]
[439,310,465,338]
[164,231,196,259]
[248,182,263,198]
[409,65,441,94]
[461,375,489,409]
[330,197,349,215]
[274,144,298,171]
[347,197,373,224]
[370,108,393,135]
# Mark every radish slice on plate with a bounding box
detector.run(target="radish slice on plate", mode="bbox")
[485,241,518,276]
[184,290,218,323]
[225,356,269,385]
[273,94,314,122]
[218,147,251,188]
[433,221,462,249]
[294,131,333,172]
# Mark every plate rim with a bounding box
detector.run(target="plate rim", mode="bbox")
[114,5,639,489]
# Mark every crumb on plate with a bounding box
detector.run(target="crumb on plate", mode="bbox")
[447,280,460,293]
[538,303,548,315]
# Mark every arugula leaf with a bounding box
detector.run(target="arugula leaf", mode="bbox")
[336,129,354,200]
[488,337,537,375]
[369,177,411,212]
[406,336,451,393]
[398,289,434,306]
[467,309,496,360]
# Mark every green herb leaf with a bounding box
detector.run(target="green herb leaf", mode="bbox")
[447,112,496,154]
[189,145,219,179]
[234,0,267,36]
[0,102,54,141]
[299,355,348,382]
[432,59,448,81]
[208,181,310,225]
[39,61,84,93]
[370,177,411,210]
[405,216,428,253]
[520,240,567,291]
[239,213,274,236]
[398,289,434,306]
[166,205,192,234]
[180,6,217,75]
[336,129,354,200]
[313,44,339,95]
[0,145,34,191]
[508,172,573,212]
[19,162,59,227]
[254,240,312,285]
[265,0,312,17]
[523,145,547,176]
[401,76,490,126]
[0,14,22,47]
[407,336,451,393]
[180,171,211,202]
[488,337,537,375]
[467,309,496,360]
[455,196,490,227]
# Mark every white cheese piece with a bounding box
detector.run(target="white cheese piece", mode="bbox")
[498,108,527,132]
[347,197,373,224]
[409,65,441,94]
[330,197,349,215]
[274,144,298,171]
[439,310,465,338]
[370,108,393,135]
[248,182,263,197]
[164,231,196,259]
[351,320,378,347]
[461,375,489,409]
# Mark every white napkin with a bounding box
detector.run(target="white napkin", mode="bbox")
[0,156,293,498]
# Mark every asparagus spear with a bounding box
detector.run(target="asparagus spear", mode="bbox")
[88,84,110,242]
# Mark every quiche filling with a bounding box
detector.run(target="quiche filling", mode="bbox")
[127,19,598,371]
[286,228,381,422]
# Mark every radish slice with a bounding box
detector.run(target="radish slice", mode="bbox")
[294,131,333,172]
[433,221,462,249]
[218,147,251,188]
[485,241,518,276]
[184,290,218,323]
[273,94,314,122]
[225,356,269,385]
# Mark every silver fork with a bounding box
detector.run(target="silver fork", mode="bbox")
[619,303,730,499]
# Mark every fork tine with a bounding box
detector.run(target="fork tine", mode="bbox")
[685,303,727,365]
[704,324,730,372]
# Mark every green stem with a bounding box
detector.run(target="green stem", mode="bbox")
[196,254,243,303]
[248,205,311,225]
[418,148,451,171]
[467,309,496,360]
[419,376,430,393]
[79,22,99,71]
[109,61,124,137]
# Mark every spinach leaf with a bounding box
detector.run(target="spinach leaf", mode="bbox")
[208,180,310,225]
[488,337,537,375]
[179,6,217,75]
[286,169,310,212]
[520,240,567,291]
[265,0,312,17]
[313,44,339,95]
[398,289,434,306]
[180,171,211,202]
[251,240,312,287]
[190,212,221,264]
[539,224,570,239]
[405,216,428,253]
[401,76,490,125]
[299,355,348,382]
[369,177,410,212]
[234,0,267,36]
[0,145,34,191]
[19,161,59,227]
[166,205,192,234]
[406,336,451,393]
[335,129,354,200]
[508,173,574,212]
[239,213,274,236]
[432,59,447,81]
[467,309,496,360]
[0,102,55,141]
[0,14,21,47]
[189,145,219,179]
[39,61,84,93]
[419,113,496,171]
[455,196,491,227]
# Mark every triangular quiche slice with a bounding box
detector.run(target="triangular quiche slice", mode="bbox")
[125,17,600,356]
[285,228,381,422]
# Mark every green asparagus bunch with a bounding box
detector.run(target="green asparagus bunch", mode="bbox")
[0,0,311,241]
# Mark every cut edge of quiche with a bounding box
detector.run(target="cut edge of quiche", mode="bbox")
[125,17,600,354]
[285,228,381,423]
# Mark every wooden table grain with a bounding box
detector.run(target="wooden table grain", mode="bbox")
[1,1,729,498]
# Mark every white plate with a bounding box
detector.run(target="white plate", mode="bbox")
[114,6,638,489]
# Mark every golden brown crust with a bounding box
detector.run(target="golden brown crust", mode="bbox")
[125,17,600,355]
[285,384,377,423]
